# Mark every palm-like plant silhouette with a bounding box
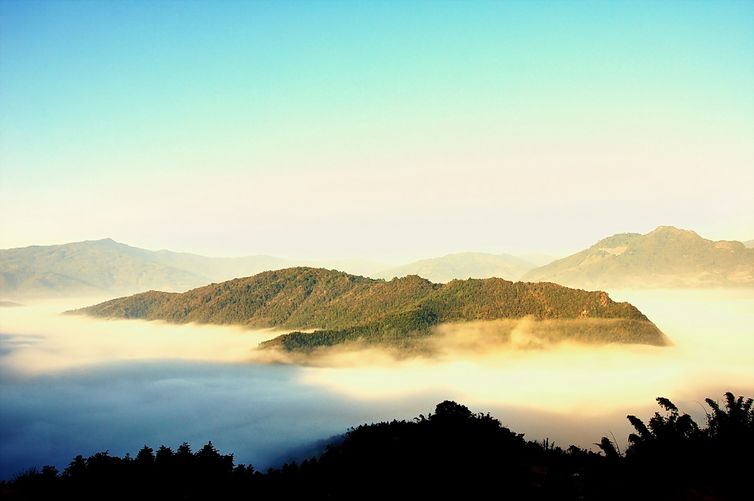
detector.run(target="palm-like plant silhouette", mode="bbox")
[704,391,754,440]
[626,397,700,454]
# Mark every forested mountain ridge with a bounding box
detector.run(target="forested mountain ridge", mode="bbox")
[523,226,754,288]
[73,267,665,352]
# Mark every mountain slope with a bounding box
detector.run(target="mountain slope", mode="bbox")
[0,239,292,298]
[0,239,388,299]
[0,239,206,297]
[73,267,665,352]
[523,226,754,289]
[376,252,536,282]
[149,249,291,283]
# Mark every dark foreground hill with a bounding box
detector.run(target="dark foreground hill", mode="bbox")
[3,392,751,501]
[72,267,665,353]
[523,226,754,289]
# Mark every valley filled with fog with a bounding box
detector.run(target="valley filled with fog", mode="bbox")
[1,289,752,479]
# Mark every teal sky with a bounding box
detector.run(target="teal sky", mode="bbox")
[1,0,753,260]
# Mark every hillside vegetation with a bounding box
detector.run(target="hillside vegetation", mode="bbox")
[73,267,665,352]
[523,226,754,289]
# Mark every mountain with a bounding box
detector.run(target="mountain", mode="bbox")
[523,226,754,289]
[0,239,204,297]
[745,240,754,248]
[73,267,665,353]
[149,249,291,284]
[151,250,386,283]
[376,252,537,283]
[0,239,291,298]
[0,239,392,299]
[517,252,559,267]
[0,239,555,299]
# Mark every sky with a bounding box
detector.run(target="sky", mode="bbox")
[1,0,752,261]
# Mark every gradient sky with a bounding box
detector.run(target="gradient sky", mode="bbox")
[1,0,752,261]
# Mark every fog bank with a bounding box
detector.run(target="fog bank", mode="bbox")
[299,288,754,414]
[1,290,752,479]
[0,298,283,375]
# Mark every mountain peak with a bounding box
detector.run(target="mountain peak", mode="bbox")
[648,226,700,238]
[77,237,121,247]
[523,227,754,288]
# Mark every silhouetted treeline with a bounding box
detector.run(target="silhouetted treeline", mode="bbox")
[2,392,751,500]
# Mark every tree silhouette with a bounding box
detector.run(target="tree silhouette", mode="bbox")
[136,445,154,465]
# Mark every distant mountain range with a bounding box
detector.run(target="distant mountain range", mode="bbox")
[745,240,754,248]
[72,267,665,353]
[0,239,293,298]
[0,240,548,298]
[523,226,754,288]
[376,252,537,282]
[2,226,752,298]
